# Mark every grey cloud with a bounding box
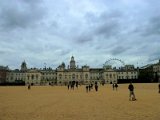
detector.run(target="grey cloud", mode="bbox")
[76,34,93,44]
[51,21,59,29]
[147,48,160,62]
[0,0,160,69]
[74,10,123,44]
[95,20,120,38]
[0,0,46,30]
[144,15,160,35]
[148,55,160,62]
[54,49,71,56]
[60,49,71,56]
[133,15,160,36]
[94,11,122,38]
[0,50,6,55]
[110,46,130,55]
[85,10,122,25]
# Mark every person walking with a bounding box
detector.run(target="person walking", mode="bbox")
[86,85,89,93]
[95,83,98,92]
[115,83,118,91]
[67,84,70,90]
[128,83,136,101]
[158,83,160,93]
[28,84,31,90]
[112,83,115,90]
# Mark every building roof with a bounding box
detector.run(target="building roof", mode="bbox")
[140,64,153,69]
[0,66,9,70]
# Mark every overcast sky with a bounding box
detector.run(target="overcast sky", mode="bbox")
[0,0,160,69]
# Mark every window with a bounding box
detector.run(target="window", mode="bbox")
[31,75,34,80]
[27,75,30,80]
[36,74,38,79]
[113,74,115,78]
[110,74,112,78]
[65,75,67,79]
[72,74,75,79]
[85,74,88,79]
[59,74,62,79]
[80,75,82,79]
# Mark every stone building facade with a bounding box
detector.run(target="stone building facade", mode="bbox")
[153,60,160,82]
[6,56,139,85]
[0,66,9,84]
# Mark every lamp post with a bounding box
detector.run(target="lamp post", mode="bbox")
[44,63,46,69]
[126,65,129,82]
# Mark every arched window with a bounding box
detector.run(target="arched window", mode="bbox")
[72,74,75,79]
[36,74,38,80]
[85,74,88,79]
[27,75,30,80]
[31,75,34,80]
[59,74,62,79]
[110,74,112,78]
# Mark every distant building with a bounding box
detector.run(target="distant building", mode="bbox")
[138,64,154,83]
[116,67,138,83]
[153,60,160,82]
[6,56,139,85]
[0,66,9,84]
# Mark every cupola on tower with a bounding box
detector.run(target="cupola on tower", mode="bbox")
[70,56,76,69]
[21,61,27,71]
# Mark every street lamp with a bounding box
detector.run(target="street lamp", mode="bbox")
[44,63,47,69]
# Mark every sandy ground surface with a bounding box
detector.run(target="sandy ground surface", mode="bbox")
[0,83,160,120]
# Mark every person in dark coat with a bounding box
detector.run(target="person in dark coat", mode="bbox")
[67,84,70,90]
[76,81,78,89]
[158,83,160,93]
[86,85,89,93]
[112,83,115,90]
[28,84,31,90]
[128,83,136,101]
[115,83,118,91]
[95,84,98,92]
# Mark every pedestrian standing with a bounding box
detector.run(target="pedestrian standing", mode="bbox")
[128,83,136,101]
[112,83,115,90]
[115,83,118,91]
[95,84,98,92]
[86,85,89,93]
[28,84,31,90]
[158,83,160,93]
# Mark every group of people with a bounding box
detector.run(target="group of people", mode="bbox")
[27,81,160,101]
[67,81,79,90]
[86,82,98,92]
[112,83,118,91]
[86,83,93,92]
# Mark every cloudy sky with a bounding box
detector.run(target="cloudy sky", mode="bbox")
[0,0,160,69]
